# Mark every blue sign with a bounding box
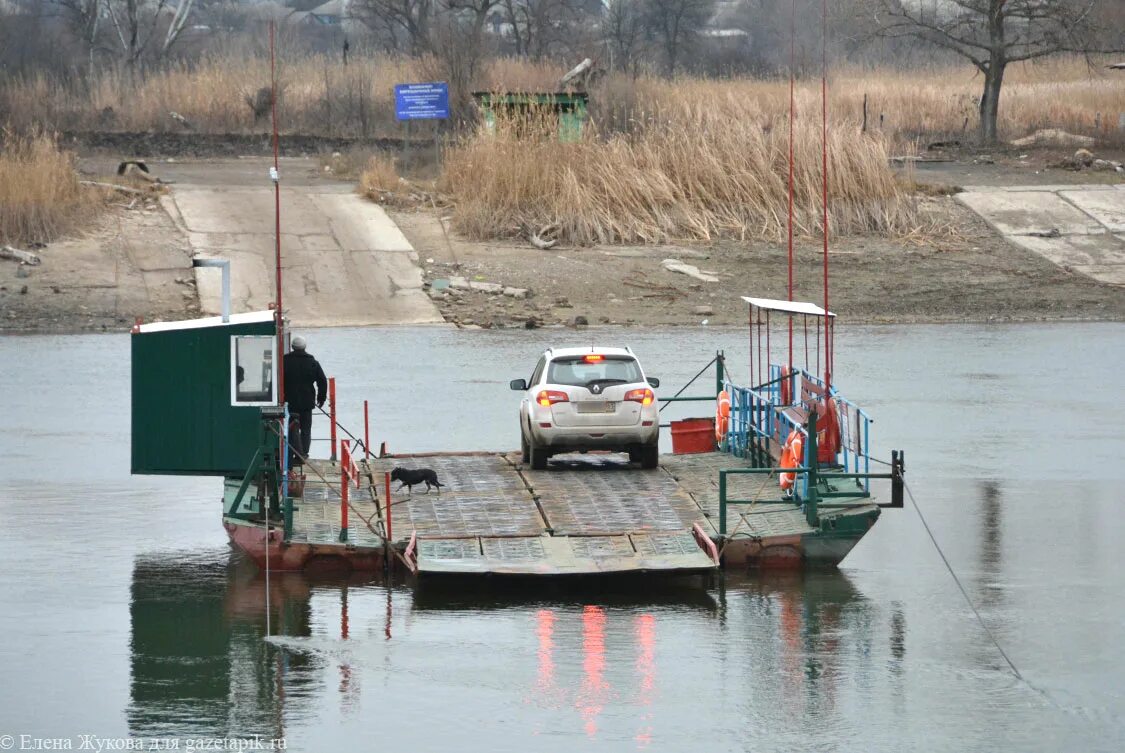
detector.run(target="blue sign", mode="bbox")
[394,82,450,121]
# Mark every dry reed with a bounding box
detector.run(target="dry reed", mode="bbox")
[0,131,101,245]
[439,106,914,245]
[2,54,1121,145]
[359,154,405,198]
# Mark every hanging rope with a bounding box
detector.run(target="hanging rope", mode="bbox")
[903,480,1024,681]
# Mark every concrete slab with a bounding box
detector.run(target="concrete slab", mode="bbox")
[1007,233,1125,267]
[960,184,1116,193]
[308,193,414,252]
[956,191,1104,236]
[1070,265,1125,286]
[1060,190,1125,232]
[171,181,442,326]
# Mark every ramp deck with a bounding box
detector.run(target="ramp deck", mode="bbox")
[280,451,836,576]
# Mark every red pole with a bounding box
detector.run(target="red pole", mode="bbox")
[329,377,337,461]
[364,400,370,460]
[340,441,349,541]
[384,471,393,544]
[786,0,795,376]
[821,0,831,392]
[270,21,284,407]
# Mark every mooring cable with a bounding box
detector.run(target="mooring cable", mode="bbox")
[903,479,1024,681]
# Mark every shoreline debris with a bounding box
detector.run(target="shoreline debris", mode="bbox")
[1,245,42,266]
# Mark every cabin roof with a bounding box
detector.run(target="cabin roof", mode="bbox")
[741,296,835,318]
[136,310,275,334]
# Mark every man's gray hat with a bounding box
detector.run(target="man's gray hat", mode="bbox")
[291,335,307,351]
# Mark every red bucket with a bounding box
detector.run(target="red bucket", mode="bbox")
[670,417,716,454]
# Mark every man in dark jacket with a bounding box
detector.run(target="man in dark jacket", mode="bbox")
[283,335,328,465]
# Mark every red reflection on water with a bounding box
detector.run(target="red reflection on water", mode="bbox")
[536,609,556,693]
[339,590,354,703]
[635,613,656,748]
[780,590,804,713]
[577,605,609,738]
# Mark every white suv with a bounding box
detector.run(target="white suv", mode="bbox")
[510,347,661,470]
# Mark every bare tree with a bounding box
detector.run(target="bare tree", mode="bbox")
[104,0,195,72]
[873,0,1125,143]
[644,0,714,77]
[51,0,104,74]
[351,0,435,54]
[603,0,648,75]
[499,0,586,59]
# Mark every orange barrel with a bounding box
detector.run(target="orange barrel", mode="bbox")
[670,418,718,454]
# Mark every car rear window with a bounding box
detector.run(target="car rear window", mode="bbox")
[547,356,643,387]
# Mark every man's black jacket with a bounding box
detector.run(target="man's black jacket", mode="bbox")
[283,350,328,411]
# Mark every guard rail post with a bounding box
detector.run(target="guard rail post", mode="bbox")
[329,377,338,461]
[364,400,371,460]
[339,440,349,542]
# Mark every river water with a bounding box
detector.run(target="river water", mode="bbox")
[0,323,1122,752]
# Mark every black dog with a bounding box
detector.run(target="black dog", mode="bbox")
[390,466,445,494]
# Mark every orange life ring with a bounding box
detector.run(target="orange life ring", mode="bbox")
[715,390,731,442]
[780,367,792,405]
[779,429,804,491]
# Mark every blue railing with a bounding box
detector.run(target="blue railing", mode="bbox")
[721,363,874,495]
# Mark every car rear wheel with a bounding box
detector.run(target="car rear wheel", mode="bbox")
[639,443,659,469]
[529,441,549,471]
[521,430,530,463]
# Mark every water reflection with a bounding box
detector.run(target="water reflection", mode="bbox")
[127,554,319,740]
[128,555,899,747]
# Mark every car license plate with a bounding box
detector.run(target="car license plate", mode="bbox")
[576,401,614,413]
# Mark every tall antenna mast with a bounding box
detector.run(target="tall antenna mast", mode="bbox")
[270,21,285,405]
[786,0,795,375]
[821,0,830,390]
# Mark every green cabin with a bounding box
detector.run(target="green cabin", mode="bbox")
[472,91,589,142]
[131,311,278,476]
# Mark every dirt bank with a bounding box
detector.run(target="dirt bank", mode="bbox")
[0,198,199,333]
[3,152,1123,334]
[391,194,1125,329]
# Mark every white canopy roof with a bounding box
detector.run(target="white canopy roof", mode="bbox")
[136,310,275,333]
[741,297,835,318]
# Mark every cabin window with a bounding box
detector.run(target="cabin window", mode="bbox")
[231,335,276,406]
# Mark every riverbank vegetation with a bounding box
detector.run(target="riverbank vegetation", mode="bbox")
[1,53,1122,149]
[0,131,101,245]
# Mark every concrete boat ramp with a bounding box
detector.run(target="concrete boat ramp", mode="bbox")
[957,183,1125,286]
[263,451,851,577]
[158,158,443,327]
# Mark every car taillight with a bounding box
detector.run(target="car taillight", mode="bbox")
[536,390,569,407]
[625,388,654,406]
[583,354,604,363]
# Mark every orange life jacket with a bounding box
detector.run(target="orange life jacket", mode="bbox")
[816,397,841,463]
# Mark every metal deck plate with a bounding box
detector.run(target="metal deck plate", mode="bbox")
[289,460,384,547]
[368,455,545,539]
[415,533,717,576]
[659,451,780,521]
[525,454,708,536]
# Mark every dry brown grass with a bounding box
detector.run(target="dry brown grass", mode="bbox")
[0,131,102,245]
[4,53,1120,145]
[359,154,406,198]
[439,106,914,246]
